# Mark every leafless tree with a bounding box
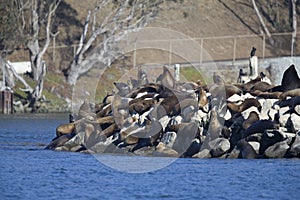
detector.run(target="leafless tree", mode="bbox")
[252,0,274,45]
[26,0,61,101]
[1,0,61,111]
[66,0,163,85]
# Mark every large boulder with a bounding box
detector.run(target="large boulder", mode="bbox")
[264,140,290,158]
[289,132,300,158]
[209,138,230,157]
[193,149,211,158]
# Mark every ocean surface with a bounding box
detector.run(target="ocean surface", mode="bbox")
[1,114,300,200]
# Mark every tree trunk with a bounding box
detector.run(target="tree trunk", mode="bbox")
[291,0,297,56]
[252,0,274,45]
[66,0,163,85]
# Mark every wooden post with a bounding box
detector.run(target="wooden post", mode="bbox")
[0,89,13,114]
[200,38,203,64]
[262,34,266,59]
[133,42,137,67]
[233,37,237,63]
[169,40,172,66]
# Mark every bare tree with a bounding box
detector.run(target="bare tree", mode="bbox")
[66,0,163,85]
[1,0,61,111]
[291,0,297,56]
[252,0,274,45]
[26,0,61,102]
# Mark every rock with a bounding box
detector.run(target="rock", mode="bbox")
[90,135,118,153]
[264,140,290,158]
[55,146,69,151]
[192,149,211,158]
[289,132,300,158]
[291,114,300,132]
[259,130,285,155]
[63,132,85,149]
[154,142,178,157]
[70,145,84,152]
[209,138,230,157]
[279,107,290,126]
[248,141,260,154]
[160,131,177,148]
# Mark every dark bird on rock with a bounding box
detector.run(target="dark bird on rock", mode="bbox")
[114,81,131,96]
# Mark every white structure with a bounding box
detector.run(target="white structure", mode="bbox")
[249,56,258,78]
[7,61,32,74]
[174,64,180,81]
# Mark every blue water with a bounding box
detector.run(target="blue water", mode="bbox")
[1,114,300,200]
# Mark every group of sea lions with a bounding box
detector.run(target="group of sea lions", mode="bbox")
[46,64,300,159]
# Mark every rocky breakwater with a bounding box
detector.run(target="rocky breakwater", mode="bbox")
[46,65,300,159]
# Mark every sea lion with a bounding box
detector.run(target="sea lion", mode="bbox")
[241,76,262,92]
[213,72,225,85]
[161,66,176,89]
[227,98,262,115]
[269,64,300,92]
[250,81,274,92]
[129,99,156,115]
[126,83,162,98]
[236,139,257,159]
[154,142,179,157]
[96,104,112,118]
[128,93,156,106]
[56,122,76,137]
[250,90,282,99]
[279,88,300,100]
[45,134,74,150]
[114,81,131,96]
[225,85,243,98]
[244,114,280,137]
[197,87,208,111]
[243,111,259,130]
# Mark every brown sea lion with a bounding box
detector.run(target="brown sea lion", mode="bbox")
[56,122,76,137]
[154,142,179,157]
[128,93,156,106]
[250,90,282,99]
[129,99,156,115]
[126,83,162,98]
[250,81,274,92]
[197,87,208,110]
[236,139,257,159]
[242,76,262,92]
[227,98,262,115]
[96,104,112,118]
[280,88,300,100]
[225,85,243,98]
[243,111,260,130]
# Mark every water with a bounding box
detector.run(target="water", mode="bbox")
[1,114,300,200]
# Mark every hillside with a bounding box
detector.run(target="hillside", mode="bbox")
[5,0,300,112]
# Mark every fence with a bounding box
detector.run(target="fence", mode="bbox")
[2,31,300,69]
